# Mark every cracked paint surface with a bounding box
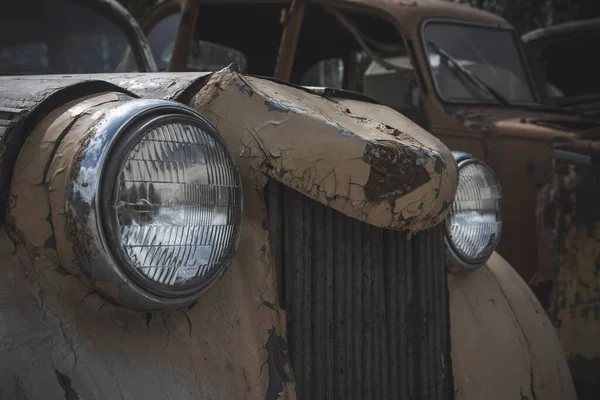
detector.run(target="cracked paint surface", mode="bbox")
[4,92,293,399]
[190,69,457,236]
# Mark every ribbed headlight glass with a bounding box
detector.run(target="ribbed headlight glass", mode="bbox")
[104,114,242,296]
[445,157,502,268]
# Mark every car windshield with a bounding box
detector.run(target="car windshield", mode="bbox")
[422,22,536,105]
[0,0,142,75]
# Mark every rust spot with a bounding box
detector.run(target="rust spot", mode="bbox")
[362,140,432,201]
[264,327,291,400]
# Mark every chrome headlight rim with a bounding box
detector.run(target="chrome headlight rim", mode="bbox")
[64,99,242,310]
[444,152,503,270]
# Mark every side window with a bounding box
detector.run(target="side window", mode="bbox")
[146,11,247,72]
[0,0,142,75]
[290,4,427,126]
[300,58,344,88]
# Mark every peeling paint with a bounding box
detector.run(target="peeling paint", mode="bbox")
[264,99,306,115]
[324,120,358,138]
[264,327,292,400]
[3,87,291,397]
[362,140,431,201]
[237,83,254,97]
[55,369,81,400]
[190,68,457,234]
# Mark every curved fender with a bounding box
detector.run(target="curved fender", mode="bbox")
[449,252,576,400]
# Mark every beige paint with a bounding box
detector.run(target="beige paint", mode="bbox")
[2,69,577,398]
[6,92,292,399]
[190,69,457,235]
[450,252,576,400]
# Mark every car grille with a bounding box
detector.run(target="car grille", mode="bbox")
[266,180,452,400]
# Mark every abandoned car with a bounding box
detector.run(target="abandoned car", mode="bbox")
[142,0,600,307]
[0,0,576,399]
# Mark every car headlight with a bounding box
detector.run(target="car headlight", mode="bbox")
[65,99,242,310]
[444,152,502,270]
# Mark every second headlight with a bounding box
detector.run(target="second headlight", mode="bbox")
[445,152,503,270]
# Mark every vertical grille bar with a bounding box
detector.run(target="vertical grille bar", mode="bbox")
[267,180,451,399]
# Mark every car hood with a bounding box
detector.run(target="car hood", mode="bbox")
[0,67,457,234]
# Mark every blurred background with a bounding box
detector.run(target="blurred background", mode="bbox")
[120,0,600,34]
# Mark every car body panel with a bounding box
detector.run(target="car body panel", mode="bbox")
[189,68,457,234]
[450,252,576,400]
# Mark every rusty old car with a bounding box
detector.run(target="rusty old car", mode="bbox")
[142,0,600,306]
[0,0,576,399]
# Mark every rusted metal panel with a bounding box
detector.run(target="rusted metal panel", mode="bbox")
[550,142,600,398]
[267,179,451,399]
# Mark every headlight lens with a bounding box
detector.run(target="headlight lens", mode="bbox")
[65,99,242,310]
[445,153,502,269]
[102,114,242,297]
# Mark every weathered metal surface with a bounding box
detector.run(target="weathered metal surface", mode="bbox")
[0,78,135,222]
[0,73,212,220]
[549,142,600,399]
[267,179,450,399]
[450,252,577,400]
[190,68,457,234]
[3,90,292,398]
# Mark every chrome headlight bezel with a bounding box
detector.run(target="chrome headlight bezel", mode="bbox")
[444,152,503,270]
[64,99,242,310]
